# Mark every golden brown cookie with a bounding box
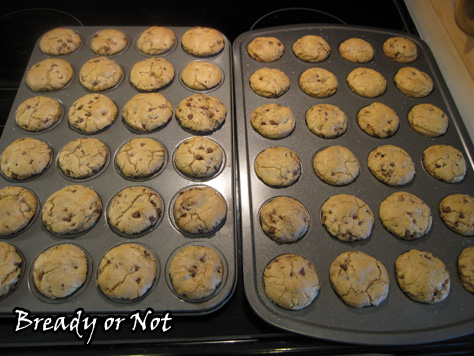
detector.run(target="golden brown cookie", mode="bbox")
[79,57,123,92]
[15,96,61,132]
[90,29,128,55]
[383,36,418,63]
[347,67,387,98]
[130,57,175,91]
[0,187,37,236]
[68,93,117,133]
[458,247,474,293]
[0,242,22,297]
[254,147,301,187]
[305,103,347,139]
[408,103,449,137]
[299,67,338,98]
[422,145,466,183]
[26,58,73,92]
[394,67,433,98]
[136,26,176,55]
[313,146,360,186]
[247,36,284,63]
[181,27,225,57]
[181,61,222,90]
[249,68,290,98]
[123,93,173,132]
[339,38,374,63]
[293,35,330,63]
[368,145,415,186]
[39,28,81,55]
[250,103,295,139]
[357,102,399,138]
[439,194,474,236]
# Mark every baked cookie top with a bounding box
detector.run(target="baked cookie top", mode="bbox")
[0,137,52,180]
[123,93,173,132]
[174,136,223,178]
[173,186,227,235]
[42,185,102,235]
[299,67,338,98]
[0,186,37,236]
[329,250,389,308]
[181,27,225,57]
[0,241,22,297]
[254,147,301,187]
[394,67,433,98]
[33,244,87,299]
[250,103,295,139]
[458,246,474,293]
[15,96,61,132]
[305,103,348,139]
[439,194,474,236]
[313,146,360,186]
[79,57,123,92]
[90,29,128,56]
[357,102,399,138]
[395,249,450,304]
[26,58,73,92]
[264,253,320,310]
[169,244,223,300]
[293,35,331,63]
[347,67,387,98]
[68,93,117,133]
[181,61,222,90]
[379,191,432,240]
[58,137,108,179]
[175,93,227,133]
[98,243,157,300]
[130,57,175,91]
[339,38,374,63]
[368,145,415,186]
[422,145,466,183]
[39,28,81,55]
[107,186,163,236]
[115,137,166,179]
[260,196,310,243]
[408,103,449,137]
[136,26,176,55]
[249,67,290,98]
[247,36,284,63]
[321,194,374,242]
[383,36,418,63]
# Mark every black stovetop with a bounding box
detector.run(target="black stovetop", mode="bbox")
[1,1,473,354]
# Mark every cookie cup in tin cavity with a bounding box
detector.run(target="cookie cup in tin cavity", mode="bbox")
[254,146,302,188]
[39,28,83,56]
[96,242,159,303]
[88,29,130,56]
[312,145,360,186]
[0,242,25,300]
[179,61,224,92]
[135,26,177,56]
[25,58,74,92]
[29,243,92,303]
[79,57,124,93]
[166,242,227,303]
[15,96,64,134]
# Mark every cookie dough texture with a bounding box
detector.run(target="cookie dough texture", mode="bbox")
[0,242,22,297]
[347,67,387,98]
[379,191,432,240]
[330,251,389,308]
[249,68,290,98]
[90,29,128,55]
[260,196,310,243]
[339,38,374,63]
[68,93,117,133]
[247,36,284,63]
[130,57,175,91]
[26,58,73,92]
[254,147,301,187]
[107,186,163,235]
[42,185,102,235]
[175,94,227,133]
[313,146,360,186]
[383,36,418,63]
[305,103,347,139]
[33,244,87,299]
[293,35,330,63]
[357,102,399,138]
[458,247,474,293]
[321,194,374,242]
[0,187,37,236]
[123,93,173,132]
[264,254,320,310]
[181,61,222,90]
[137,26,176,55]
[251,103,295,139]
[368,145,415,186]
[169,245,223,300]
[39,28,81,55]
[408,103,448,137]
[174,136,223,178]
[299,67,338,98]
[422,145,466,183]
[15,96,61,132]
[0,137,52,180]
[395,249,450,304]
[98,243,157,300]
[173,186,227,235]
[116,138,166,179]
[439,194,474,236]
[394,67,433,98]
[79,57,123,92]
[58,137,108,179]
[181,27,225,57]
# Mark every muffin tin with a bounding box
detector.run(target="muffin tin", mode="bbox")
[0,26,236,315]
[234,25,474,345]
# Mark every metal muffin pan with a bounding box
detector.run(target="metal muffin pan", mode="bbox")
[0,26,236,315]
[234,24,474,345]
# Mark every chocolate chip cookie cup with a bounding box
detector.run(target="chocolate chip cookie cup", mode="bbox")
[135,26,177,56]
[0,242,24,301]
[179,61,224,92]
[15,96,64,134]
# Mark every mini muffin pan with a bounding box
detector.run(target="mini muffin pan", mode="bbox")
[0,26,236,315]
[234,25,474,345]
